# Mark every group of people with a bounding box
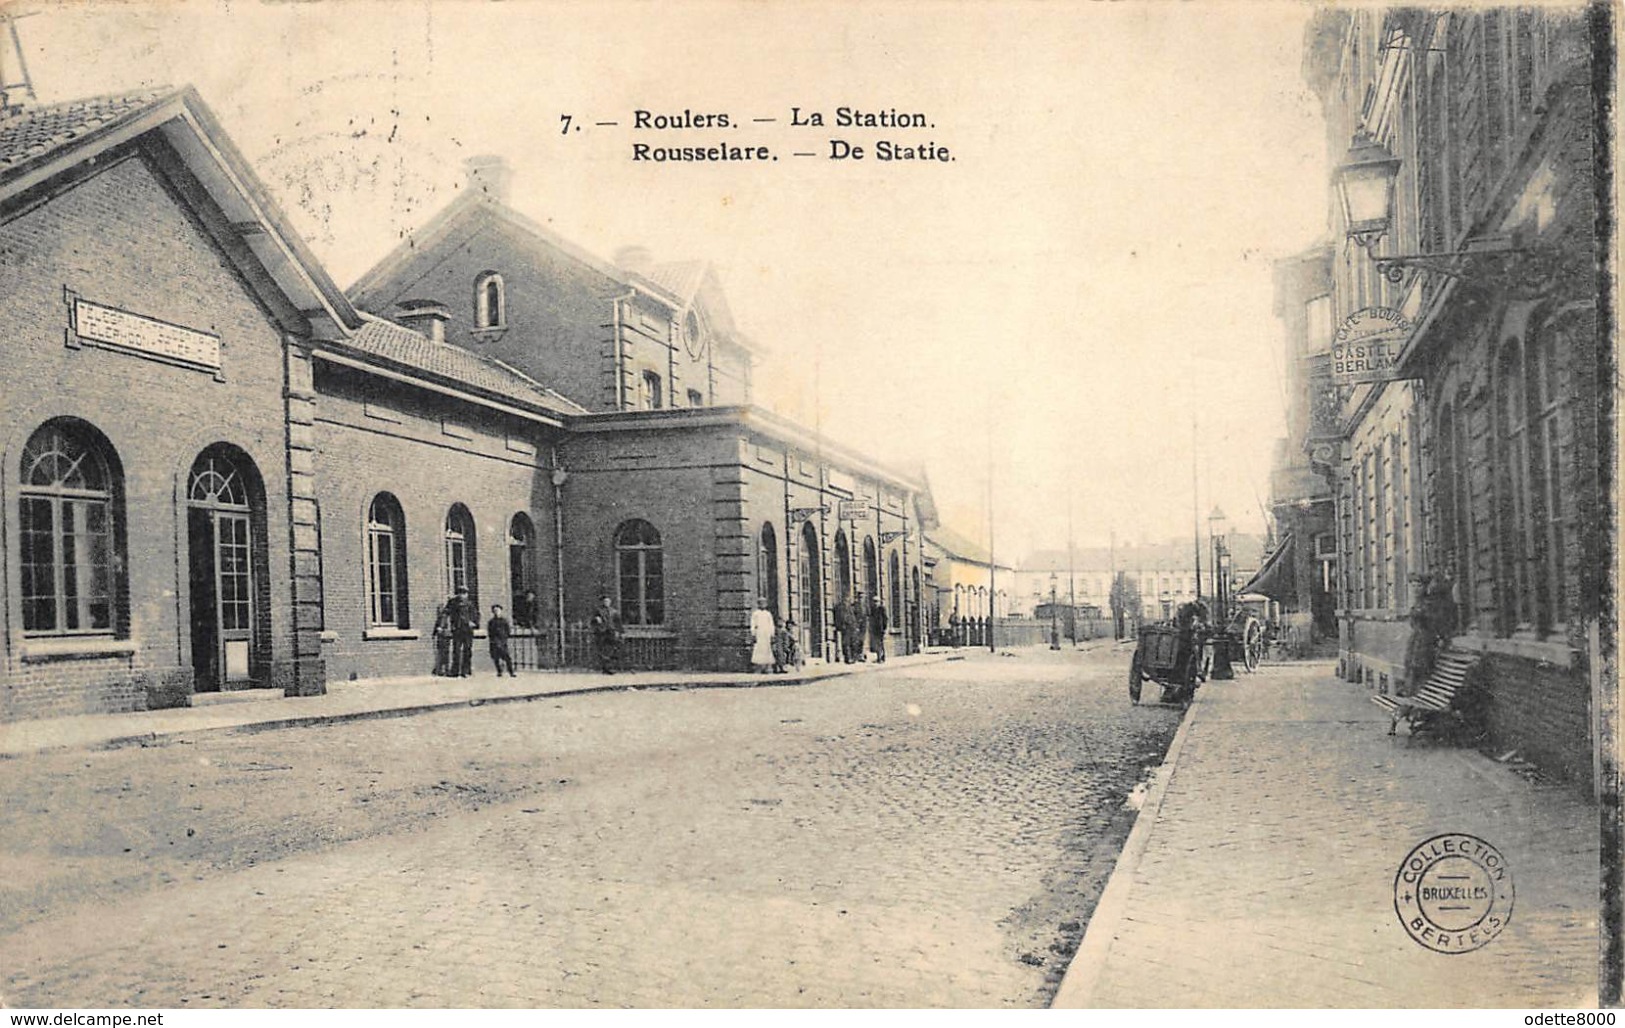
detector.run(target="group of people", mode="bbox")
[431,588,518,678]
[832,597,890,664]
[748,599,804,675]
[433,590,897,678]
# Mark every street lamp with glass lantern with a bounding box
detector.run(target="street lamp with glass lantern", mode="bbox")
[1208,506,1235,680]
[1333,129,1554,289]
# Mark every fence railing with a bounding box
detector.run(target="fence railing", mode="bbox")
[928,615,1113,648]
[508,625,678,671]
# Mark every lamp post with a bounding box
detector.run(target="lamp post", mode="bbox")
[1333,130,1560,290]
[1049,572,1060,650]
[1207,506,1234,681]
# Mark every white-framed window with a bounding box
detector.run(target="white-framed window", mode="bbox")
[19,419,121,636]
[444,503,478,606]
[474,271,505,330]
[615,519,664,625]
[366,493,409,628]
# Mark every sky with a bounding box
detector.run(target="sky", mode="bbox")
[10,0,1332,561]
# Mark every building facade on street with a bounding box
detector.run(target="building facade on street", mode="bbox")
[1018,537,1263,625]
[1255,245,1340,656]
[0,87,935,721]
[920,526,1013,643]
[1302,7,1605,787]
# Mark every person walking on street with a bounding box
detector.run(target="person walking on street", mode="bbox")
[869,599,889,663]
[749,598,777,674]
[591,595,623,674]
[448,587,476,677]
[487,604,515,677]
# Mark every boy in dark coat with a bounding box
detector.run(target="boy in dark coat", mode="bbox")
[487,604,515,677]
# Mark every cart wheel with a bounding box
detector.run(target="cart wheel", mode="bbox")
[1128,651,1143,704]
[1243,617,1264,672]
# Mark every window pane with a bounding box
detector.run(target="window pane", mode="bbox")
[21,497,56,632]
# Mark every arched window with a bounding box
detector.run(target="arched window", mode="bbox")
[366,493,409,628]
[1496,338,1534,633]
[889,551,902,620]
[474,271,505,330]
[19,419,122,635]
[615,519,664,625]
[833,531,852,602]
[509,513,536,624]
[444,503,478,606]
[758,522,780,619]
[1530,319,1571,634]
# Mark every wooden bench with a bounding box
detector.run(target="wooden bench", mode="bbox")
[1371,649,1478,736]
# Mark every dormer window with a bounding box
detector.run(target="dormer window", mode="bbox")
[475,272,505,330]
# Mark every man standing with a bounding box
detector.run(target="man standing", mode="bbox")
[487,603,515,677]
[832,596,853,664]
[448,586,476,677]
[591,595,623,674]
[869,599,889,663]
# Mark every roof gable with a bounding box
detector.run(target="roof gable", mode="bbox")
[348,190,666,312]
[0,87,360,340]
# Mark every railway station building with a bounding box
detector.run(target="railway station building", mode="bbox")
[0,86,932,722]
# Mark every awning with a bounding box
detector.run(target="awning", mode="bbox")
[1240,532,1296,603]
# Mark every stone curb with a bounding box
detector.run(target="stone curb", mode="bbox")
[1,652,961,757]
[1049,673,1206,1008]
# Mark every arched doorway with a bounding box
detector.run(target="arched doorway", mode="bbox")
[186,445,267,691]
[758,522,780,620]
[833,530,852,603]
[911,566,922,653]
[863,537,878,610]
[799,522,822,659]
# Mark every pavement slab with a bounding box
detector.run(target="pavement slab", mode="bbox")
[1053,660,1600,1008]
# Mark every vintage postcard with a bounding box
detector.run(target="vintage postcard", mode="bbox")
[0,0,1614,1012]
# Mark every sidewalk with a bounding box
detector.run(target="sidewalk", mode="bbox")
[0,649,956,759]
[1053,661,1599,1008]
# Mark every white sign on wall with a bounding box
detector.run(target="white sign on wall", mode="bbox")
[1331,306,1411,385]
[837,499,867,520]
[74,299,222,370]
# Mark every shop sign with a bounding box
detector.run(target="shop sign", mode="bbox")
[1332,306,1412,385]
[74,299,221,370]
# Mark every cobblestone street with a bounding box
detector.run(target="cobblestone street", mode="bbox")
[0,646,1180,1007]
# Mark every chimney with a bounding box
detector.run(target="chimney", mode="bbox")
[614,245,654,276]
[395,299,451,344]
[465,154,512,204]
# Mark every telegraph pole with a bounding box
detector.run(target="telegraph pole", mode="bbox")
[986,413,996,653]
[1067,492,1076,646]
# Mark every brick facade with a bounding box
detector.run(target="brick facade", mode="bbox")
[1303,8,1605,789]
[0,143,299,719]
[0,92,926,721]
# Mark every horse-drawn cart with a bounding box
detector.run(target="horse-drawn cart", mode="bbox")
[1128,604,1265,705]
[1127,621,1206,705]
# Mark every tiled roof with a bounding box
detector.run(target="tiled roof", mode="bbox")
[926,526,1005,567]
[344,316,586,417]
[641,260,706,303]
[0,90,176,172]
